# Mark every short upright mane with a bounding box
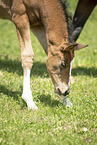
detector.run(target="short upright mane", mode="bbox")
[59,0,73,40]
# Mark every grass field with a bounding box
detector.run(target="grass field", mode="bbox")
[0,0,97,144]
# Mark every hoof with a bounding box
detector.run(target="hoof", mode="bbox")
[22,94,38,110]
[27,100,38,110]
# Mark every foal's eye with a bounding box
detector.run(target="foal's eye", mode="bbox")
[61,60,68,68]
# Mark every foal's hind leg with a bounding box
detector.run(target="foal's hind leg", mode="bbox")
[31,25,48,55]
[13,14,38,109]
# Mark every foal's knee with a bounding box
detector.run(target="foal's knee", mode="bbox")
[21,50,34,70]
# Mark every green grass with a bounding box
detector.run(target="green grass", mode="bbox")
[0,0,97,144]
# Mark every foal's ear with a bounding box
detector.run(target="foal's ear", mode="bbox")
[65,43,88,51]
[60,42,78,52]
[73,44,88,51]
[60,42,88,52]
[65,43,78,51]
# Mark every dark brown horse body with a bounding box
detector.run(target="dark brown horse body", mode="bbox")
[70,0,97,42]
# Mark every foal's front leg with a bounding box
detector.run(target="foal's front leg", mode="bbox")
[13,14,38,109]
[22,69,38,110]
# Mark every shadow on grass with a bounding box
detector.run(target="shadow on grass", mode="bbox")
[0,84,27,109]
[0,56,97,77]
[33,61,49,77]
[0,56,49,77]
[0,84,60,108]
[72,67,97,77]
[37,94,60,107]
[0,56,22,75]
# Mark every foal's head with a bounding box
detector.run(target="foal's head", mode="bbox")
[46,42,86,98]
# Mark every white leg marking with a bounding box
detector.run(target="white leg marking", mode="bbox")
[22,69,38,110]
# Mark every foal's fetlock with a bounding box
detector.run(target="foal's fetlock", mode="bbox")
[22,89,32,102]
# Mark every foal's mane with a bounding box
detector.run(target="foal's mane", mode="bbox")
[59,0,73,40]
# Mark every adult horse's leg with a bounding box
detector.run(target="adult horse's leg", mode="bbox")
[70,0,97,42]
[13,13,38,109]
[69,0,96,85]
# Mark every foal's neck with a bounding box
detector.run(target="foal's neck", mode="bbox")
[41,0,69,47]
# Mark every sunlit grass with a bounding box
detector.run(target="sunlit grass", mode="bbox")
[0,0,97,144]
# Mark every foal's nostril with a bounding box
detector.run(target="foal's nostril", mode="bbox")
[58,88,61,95]
[64,89,70,96]
[55,87,70,96]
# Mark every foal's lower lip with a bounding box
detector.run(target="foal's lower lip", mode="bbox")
[64,89,70,96]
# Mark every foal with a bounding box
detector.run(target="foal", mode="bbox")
[0,0,85,109]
